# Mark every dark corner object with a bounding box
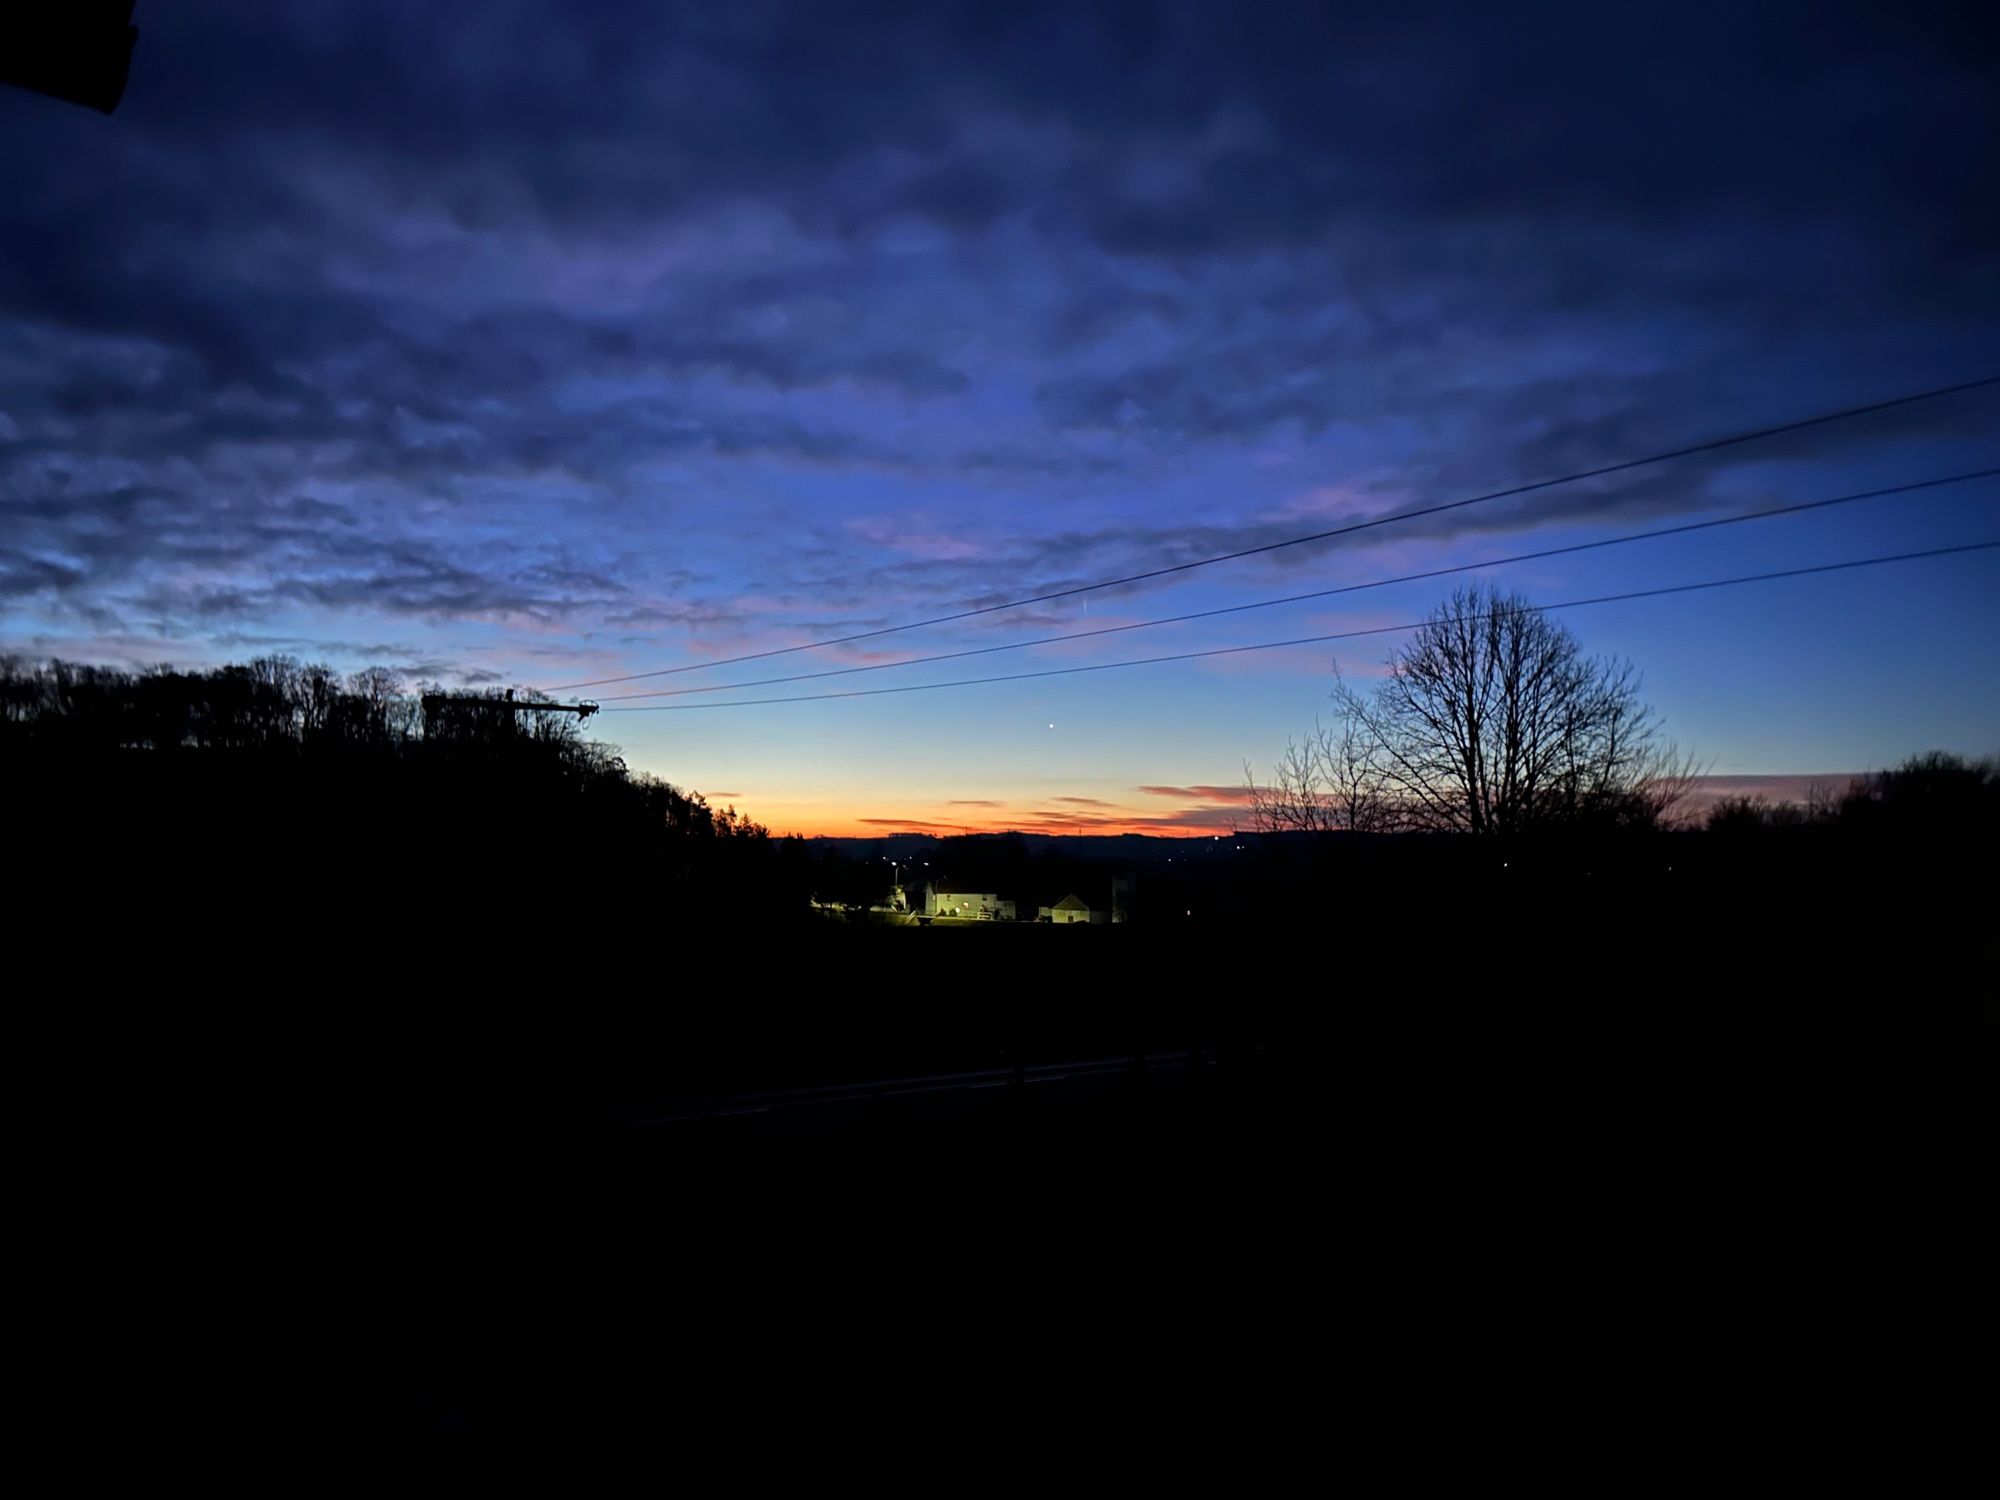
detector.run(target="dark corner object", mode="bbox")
[1,2,139,116]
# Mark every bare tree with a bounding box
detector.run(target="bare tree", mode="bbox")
[1245,736,1336,833]
[1315,681,1399,832]
[1804,779,1847,822]
[1270,585,1704,834]
[1244,686,1398,834]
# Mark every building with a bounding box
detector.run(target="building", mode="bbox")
[925,882,1016,920]
[1038,893,1104,925]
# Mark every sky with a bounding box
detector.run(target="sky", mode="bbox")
[3,1,1997,836]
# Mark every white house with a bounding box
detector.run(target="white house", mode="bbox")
[926,882,1016,920]
[1038,893,1103,925]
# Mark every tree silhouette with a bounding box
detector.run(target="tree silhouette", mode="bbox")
[1245,683,1396,834]
[0,653,797,930]
[1252,587,1699,835]
[1839,751,1999,832]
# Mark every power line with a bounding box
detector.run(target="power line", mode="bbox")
[599,540,2000,713]
[549,373,2000,691]
[595,469,1998,702]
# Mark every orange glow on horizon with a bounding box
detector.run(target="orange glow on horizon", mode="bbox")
[767,810,1244,839]
[716,791,1249,840]
[722,773,1849,841]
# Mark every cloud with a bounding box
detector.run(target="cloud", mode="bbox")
[1681,773,1860,813]
[1000,803,1247,836]
[0,478,639,637]
[1138,785,1257,804]
[4,0,1994,683]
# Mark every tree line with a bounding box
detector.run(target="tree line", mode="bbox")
[1,652,763,828]
[1702,751,2000,836]
[3,654,803,930]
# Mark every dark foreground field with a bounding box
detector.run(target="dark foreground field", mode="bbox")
[22,862,1993,1462]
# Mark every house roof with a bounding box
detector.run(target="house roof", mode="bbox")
[1052,893,1091,911]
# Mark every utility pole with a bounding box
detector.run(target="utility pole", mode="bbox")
[420,688,599,737]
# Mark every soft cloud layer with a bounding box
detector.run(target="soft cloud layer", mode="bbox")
[4,3,1997,821]
[1679,773,1859,815]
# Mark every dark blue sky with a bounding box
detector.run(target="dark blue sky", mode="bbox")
[3,1,1996,832]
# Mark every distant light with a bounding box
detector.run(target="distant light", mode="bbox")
[1048,723,1055,730]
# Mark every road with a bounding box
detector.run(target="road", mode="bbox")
[613,1047,1252,1144]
